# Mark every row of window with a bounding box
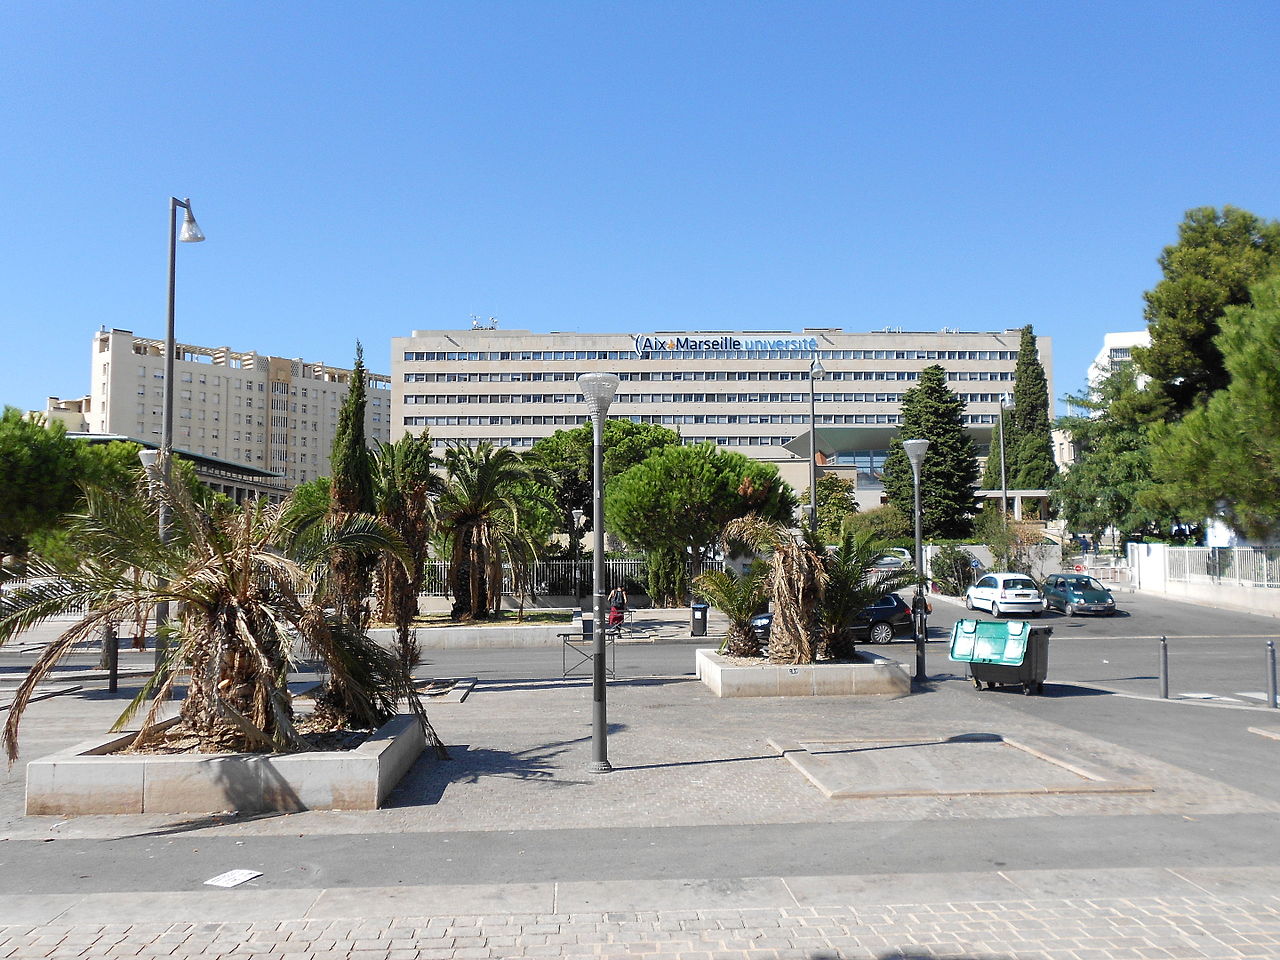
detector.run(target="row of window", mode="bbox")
[404,412,999,429]
[402,391,1010,406]
[403,370,1014,384]
[403,348,1018,362]
[134,365,386,400]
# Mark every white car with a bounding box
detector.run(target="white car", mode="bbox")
[965,572,1044,617]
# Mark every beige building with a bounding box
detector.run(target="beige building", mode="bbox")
[391,326,1051,499]
[77,328,391,487]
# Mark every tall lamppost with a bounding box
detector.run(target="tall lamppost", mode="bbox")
[807,356,826,533]
[577,372,620,774]
[571,507,584,606]
[903,438,930,684]
[149,197,205,669]
[998,394,1015,517]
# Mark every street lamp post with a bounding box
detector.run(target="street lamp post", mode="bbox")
[903,439,930,684]
[808,356,826,533]
[152,197,205,669]
[577,372,620,774]
[998,394,1015,518]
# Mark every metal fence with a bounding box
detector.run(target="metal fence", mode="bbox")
[419,558,725,598]
[1163,546,1280,588]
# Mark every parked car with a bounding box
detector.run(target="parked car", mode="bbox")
[964,572,1044,617]
[749,593,914,647]
[1042,573,1117,616]
[869,547,914,571]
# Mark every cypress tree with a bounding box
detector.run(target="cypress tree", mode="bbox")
[881,365,980,539]
[329,342,376,627]
[1008,325,1057,490]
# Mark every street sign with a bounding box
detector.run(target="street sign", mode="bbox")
[1074,564,1084,572]
[970,559,981,568]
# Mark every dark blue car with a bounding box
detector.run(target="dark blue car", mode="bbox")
[749,594,913,646]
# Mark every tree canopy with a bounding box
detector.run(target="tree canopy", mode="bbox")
[880,366,980,539]
[1147,275,1280,541]
[1134,205,1280,415]
[607,442,796,565]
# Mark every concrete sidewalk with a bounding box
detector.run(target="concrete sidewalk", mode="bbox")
[4,614,1280,958]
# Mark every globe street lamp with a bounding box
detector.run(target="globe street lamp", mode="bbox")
[577,372,620,773]
[999,394,1015,517]
[902,438,930,684]
[808,356,826,533]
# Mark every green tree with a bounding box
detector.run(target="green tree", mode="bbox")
[438,442,551,620]
[0,409,80,563]
[721,516,826,665]
[692,563,769,657]
[1051,365,1177,542]
[1147,275,1280,540]
[1134,206,1280,415]
[843,502,911,541]
[881,366,981,538]
[806,473,859,544]
[529,420,681,534]
[1008,325,1057,490]
[607,443,796,603]
[0,471,443,762]
[371,434,442,665]
[817,530,919,658]
[329,343,377,628]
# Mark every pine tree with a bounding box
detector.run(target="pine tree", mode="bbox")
[329,342,377,627]
[881,365,980,539]
[1009,325,1057,490]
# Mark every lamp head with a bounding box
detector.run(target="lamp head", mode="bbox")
[902,438,929,469]
[1001,394,1015,410]
[572,508,584,526]
[179,204,205,243]
[810,358,826,379]
[577,372,620,416]
[137,448,160,470]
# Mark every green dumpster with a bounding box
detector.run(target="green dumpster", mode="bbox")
[949,618,1052,695]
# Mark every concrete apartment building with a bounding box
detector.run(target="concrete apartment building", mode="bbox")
[74,328,392,487]
[392,325,1051,499]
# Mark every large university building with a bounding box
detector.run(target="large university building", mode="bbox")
[391,326,1052,498]
[71,328,392,487]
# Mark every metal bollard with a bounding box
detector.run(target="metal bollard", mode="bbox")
[1159,636,1169,699]
[1268,640,1278,709]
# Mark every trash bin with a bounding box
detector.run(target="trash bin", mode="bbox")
[948,618,1051,695]
[690,602,709,637]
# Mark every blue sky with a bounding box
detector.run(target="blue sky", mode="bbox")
[3,2,1278,416]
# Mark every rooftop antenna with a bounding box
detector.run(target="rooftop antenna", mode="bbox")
[469,315,499,330]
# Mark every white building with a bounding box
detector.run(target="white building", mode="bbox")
[75,328,391,487]
[1087,331,1150,392]
[392,326,1052,499]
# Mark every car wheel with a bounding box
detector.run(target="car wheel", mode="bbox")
[991,601,1001,617]
[1065,603,1076,617]
[869,622,894,644]
[964,594,974,610]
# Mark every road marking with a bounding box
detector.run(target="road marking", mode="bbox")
[1179,692,1243,702]
[1237,692,1280,703]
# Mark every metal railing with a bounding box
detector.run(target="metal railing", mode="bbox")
[1164,546,1280,588]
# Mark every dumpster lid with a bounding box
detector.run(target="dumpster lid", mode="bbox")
[949,618,1034,666]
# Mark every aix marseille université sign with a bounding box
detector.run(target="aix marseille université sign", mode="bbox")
[632,333,819,357]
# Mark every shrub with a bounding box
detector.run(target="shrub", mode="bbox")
[932,543,979,596]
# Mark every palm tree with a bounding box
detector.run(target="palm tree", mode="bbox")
[437,442,552,621]
[692,563,769,657]
[0,463,445,762]
[722,515,828,665]
[818,530,921,659]
[371,435,443,667]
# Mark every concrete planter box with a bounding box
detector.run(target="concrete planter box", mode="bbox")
[695,648,910,698]
[26,714,428,816]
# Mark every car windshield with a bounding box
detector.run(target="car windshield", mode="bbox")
[1004,578,1037,590]
[1065,576,1105,591]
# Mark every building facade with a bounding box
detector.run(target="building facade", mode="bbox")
[79,329,392,487]
[391,326,1052,497]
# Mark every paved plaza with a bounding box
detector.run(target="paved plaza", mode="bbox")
[2,608,1280,958]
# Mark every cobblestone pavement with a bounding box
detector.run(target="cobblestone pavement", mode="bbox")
[2,892,1279,959]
